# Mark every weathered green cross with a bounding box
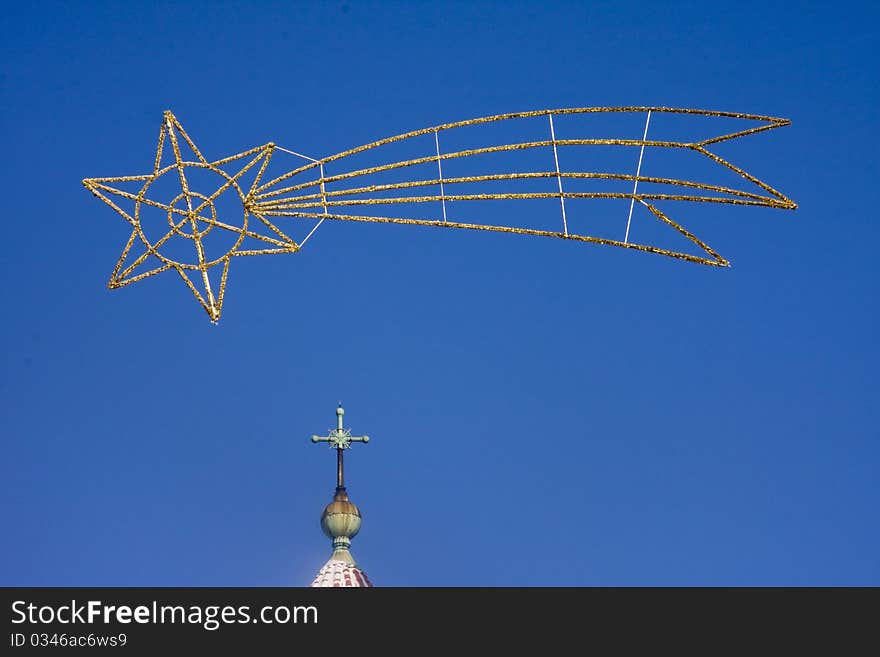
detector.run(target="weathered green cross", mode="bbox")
[311,404,369,491]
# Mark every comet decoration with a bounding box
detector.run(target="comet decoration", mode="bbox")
[83,107,796,322]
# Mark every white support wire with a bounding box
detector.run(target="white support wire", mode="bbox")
[434,129,448,222]
[624,110,652,244]
[275,145,327,247]
[548,113,568,236]
[318,163,328,216]
[299,214,326,248]
[274,145,321,163]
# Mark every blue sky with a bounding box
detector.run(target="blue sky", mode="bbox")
[1,1,877,586]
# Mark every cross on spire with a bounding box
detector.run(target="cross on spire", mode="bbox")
[311,403,369,491]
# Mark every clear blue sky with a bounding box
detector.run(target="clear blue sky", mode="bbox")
[1,1,877,586]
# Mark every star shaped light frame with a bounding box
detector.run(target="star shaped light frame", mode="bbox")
[84,107,795,322]
[83,111,298,321]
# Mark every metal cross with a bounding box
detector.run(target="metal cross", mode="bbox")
[311,403,369,491]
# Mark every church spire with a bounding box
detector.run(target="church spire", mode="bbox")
[309,404,373,587]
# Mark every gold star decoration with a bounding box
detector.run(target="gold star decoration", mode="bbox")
[83,111,298,322]
[85,107,795,322]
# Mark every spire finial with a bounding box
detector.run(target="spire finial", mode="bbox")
[309,404,372,565]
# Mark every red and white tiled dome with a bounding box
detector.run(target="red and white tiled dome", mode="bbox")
[311,559,373,587]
